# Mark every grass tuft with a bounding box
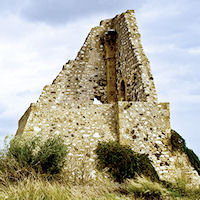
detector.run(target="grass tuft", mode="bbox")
[127,176,167,200]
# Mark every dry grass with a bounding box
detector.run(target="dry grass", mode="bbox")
[127,176,168,199]
[127,175,200,200]
[0,178,72,200]
[0,173,200,200]
[0,176,131,200]
[1,172,200,200]
[0,136,199,200]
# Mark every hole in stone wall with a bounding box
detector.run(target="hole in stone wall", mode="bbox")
[119,80,126,101]
[150,77,153,80]
[132,135,137,140]
[93,98,102,105]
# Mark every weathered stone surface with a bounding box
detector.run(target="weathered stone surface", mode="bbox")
[16,10,200,185]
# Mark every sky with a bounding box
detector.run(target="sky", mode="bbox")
[0,0,200,156]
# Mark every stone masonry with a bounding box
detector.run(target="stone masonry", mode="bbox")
[16,10,200,184]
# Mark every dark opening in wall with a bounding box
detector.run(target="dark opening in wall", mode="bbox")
[119,80,126,101]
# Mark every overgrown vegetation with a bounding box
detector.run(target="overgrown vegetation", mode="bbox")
[0,173,200,200]
[95,141,159,183]
[171,130,186,152]
[35,136,68,174]
[0,133,199,199]
[171,130,200,175]
[0,134,68,182]
[185,148,200,175]
[127,175,200,200]
[127,176,167,200]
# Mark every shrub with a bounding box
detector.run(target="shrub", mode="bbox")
[7,134,68,176]
[171,130,200,176]
[95,141,159,183]
[35,136,68,174]
[185,148,200,176]
[137,154,159,182]
[9,136,40,168]
[171,130,186,152]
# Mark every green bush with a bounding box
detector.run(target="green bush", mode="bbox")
[8,134,68,175]
[95,141,159,183]
[185,148,200,176]
[9,136,39,168]
[171,130,186,152]
[137,154,159,182]
[171,129,200,176]
[36,136,68,174]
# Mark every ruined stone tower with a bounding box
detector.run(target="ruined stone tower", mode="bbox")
[16,10,200,184]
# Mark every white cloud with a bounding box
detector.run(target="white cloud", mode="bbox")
[136,0,189,26]
[0,14,107,135]
[188,47,200,55]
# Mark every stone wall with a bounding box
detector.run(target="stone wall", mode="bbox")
[29,10,157,106]
[16,10,200,185]
[118,102,200,185]
[113,11,158,102]
[17,102,118,181]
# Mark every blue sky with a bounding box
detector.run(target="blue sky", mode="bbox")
[0,0,200,156]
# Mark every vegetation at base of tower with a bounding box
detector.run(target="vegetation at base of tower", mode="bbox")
[0,134,68,180]
[35,136,68,174]
[0,137,199,199]
[0,172,200,200]
[95,141,159,183]
[126,175,200,200]
[171,129,200,175]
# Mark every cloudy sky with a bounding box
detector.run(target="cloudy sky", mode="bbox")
[0,0,200,156]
